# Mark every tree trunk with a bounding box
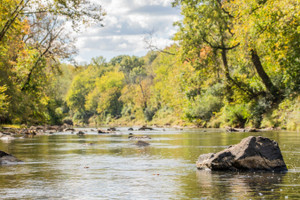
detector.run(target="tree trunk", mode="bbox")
[221,49,254,98]
[250,49,280,100]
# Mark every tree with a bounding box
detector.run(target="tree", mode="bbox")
[172,0,300,127]
[224,0,300,99]
[0,0,105,42]
[0,86,9,123]
[0,0,105,124]
[172,0,255,100]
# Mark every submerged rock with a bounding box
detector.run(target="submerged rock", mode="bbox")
[128,135,151,140]
[0,150,22,165]
[196,136,287,172]
[134,140,150,147]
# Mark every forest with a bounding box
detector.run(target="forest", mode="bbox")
[0,0,299,131]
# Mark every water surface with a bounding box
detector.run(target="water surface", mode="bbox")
[0,128,299,199]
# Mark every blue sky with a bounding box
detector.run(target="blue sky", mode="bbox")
[74,0,181,63]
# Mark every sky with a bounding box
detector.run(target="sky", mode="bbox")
[74,0,182,63]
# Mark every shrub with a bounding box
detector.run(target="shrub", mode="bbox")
[185,95,223,125]
[222,104,251,128]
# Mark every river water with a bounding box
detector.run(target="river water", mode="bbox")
[0,128,300,199]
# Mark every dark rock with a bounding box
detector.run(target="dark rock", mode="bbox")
[128,128,134,131]
[134,140,150,147]
[35,126,45,130]
[226,127,240,132]
[98,129,109,134]
[77,131,85,135]
[138,125,154,131]
[196,136,287,172]
[98,129,104,133]
[0,150,22,165]
[164,123,171,127]
[107,127,117,131]
[47,130,56,134]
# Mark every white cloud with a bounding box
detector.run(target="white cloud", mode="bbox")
[75,0,181,62]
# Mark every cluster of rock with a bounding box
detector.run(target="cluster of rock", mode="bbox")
[196,136,287,172]
[0,124,160,138]
[128,135,151,140]
[1,125,288,171]
[226,127,279,133]
[0,124,75,136]
[97,128,115,134]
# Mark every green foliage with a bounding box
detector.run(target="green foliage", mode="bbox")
[0,0,298,129]
[221,104,251,128]
[186,95,224,126]
[0,0,105,125]
[261,96,300,131]
[94,71,124,119]
[0,85,9,122]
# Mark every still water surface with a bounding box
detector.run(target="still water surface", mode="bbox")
[0,128,300,199]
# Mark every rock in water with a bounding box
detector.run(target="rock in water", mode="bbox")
[138,126,154,131]
[196,136,287,172]
[0,150,22,165]
[77,131,85,135]
[135,140,150,147]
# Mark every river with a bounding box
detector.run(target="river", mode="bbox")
[0,128,300,199]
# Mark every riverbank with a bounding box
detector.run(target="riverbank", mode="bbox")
[103,96,300,132]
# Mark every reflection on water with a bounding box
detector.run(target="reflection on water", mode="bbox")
[0,129,300,199]
[196,170,286,199]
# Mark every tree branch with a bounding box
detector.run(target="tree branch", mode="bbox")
[0,0,30,42]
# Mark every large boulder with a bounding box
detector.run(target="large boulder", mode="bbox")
[196,136,287,172]
[0,150,22,165]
